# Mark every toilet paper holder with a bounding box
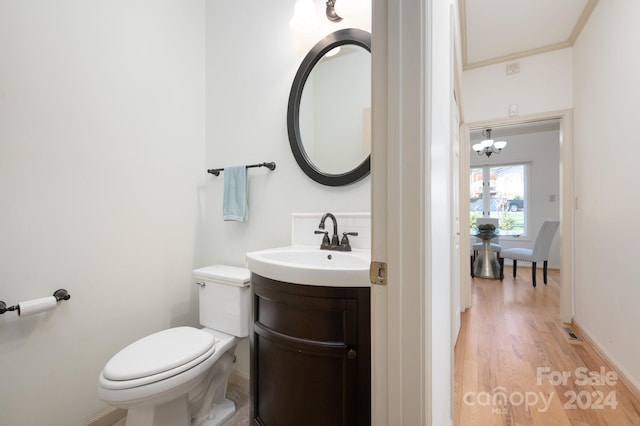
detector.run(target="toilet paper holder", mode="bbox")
[0,289,71,315]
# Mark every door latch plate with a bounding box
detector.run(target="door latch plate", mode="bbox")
[369,261,387,286]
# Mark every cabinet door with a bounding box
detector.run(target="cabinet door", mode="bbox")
[250,275,369,426]
[253,323,358,425]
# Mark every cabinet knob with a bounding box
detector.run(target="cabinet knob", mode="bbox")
[347,349,357,360]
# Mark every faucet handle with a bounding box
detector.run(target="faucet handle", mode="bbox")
[340,232,358,250]
[314,230,330,245]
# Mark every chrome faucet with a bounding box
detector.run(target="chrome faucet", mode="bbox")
[315,213,358,251]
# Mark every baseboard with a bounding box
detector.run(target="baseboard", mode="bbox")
[572,320,640,402]
[229,369,250,394]
[76,407,126,426]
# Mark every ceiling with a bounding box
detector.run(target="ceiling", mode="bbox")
[470,119,560,142]
[459,0,599,70]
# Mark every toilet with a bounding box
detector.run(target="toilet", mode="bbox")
[97,265,251,426]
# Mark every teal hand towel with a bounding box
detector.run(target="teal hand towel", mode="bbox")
[223,165,249,221]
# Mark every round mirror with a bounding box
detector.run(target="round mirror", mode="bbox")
[287,28,371,186]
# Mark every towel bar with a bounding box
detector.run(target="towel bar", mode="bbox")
[207,162,276,176]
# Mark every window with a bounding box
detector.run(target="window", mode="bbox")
[470,164,527,234]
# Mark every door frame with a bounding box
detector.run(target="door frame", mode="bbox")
[460,109,574,323]
[371,0,454,424]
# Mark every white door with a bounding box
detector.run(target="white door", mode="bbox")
[370,0,426,421]
[451,96,461,344]
[459,123,472,310]
[371,0,453,424]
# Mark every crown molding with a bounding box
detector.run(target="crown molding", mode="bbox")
[461,0,599,71]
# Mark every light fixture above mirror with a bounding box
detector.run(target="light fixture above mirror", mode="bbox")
[290,0,344,31]
[289,0,318,32]
[472,129,507,157]
[325,0,343,22]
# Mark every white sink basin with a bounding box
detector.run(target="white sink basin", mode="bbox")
[246,245,371,287]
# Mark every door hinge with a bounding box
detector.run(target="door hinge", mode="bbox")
[370,261,387,286]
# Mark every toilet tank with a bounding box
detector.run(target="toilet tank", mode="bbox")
[192,265,251,338]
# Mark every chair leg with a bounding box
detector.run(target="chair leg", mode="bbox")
[512,259,517,278]
[543,260,548,284]
[470,255,474,277]
[531,262,537,288]
[498,257,504,280]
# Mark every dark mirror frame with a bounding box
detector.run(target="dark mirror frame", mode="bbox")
[287,28,372,186]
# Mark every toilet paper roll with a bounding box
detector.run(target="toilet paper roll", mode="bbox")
[17,296,57,317]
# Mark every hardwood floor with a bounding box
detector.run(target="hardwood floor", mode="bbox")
[454,268,640,426]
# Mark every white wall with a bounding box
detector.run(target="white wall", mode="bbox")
[462,48,573,123]
[470,128,561,267]
[572,0,640,390]
[0,1,205,425]
[204,1,371,378]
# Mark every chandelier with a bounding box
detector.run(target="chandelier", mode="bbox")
[472,129,507,157]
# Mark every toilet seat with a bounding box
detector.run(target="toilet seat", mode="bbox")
[100,327,217,391]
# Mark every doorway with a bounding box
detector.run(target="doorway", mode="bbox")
[460,110,574,323]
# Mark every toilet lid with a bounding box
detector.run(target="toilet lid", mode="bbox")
[192,264,250,286]
[103,327,215,381]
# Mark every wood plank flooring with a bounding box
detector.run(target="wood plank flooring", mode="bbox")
[454,268,640,426]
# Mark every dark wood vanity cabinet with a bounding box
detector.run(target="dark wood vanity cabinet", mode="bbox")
[250,273,371,426]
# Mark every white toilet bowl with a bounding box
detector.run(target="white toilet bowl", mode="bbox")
[97,265,251,426]
[98,327,239,426]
